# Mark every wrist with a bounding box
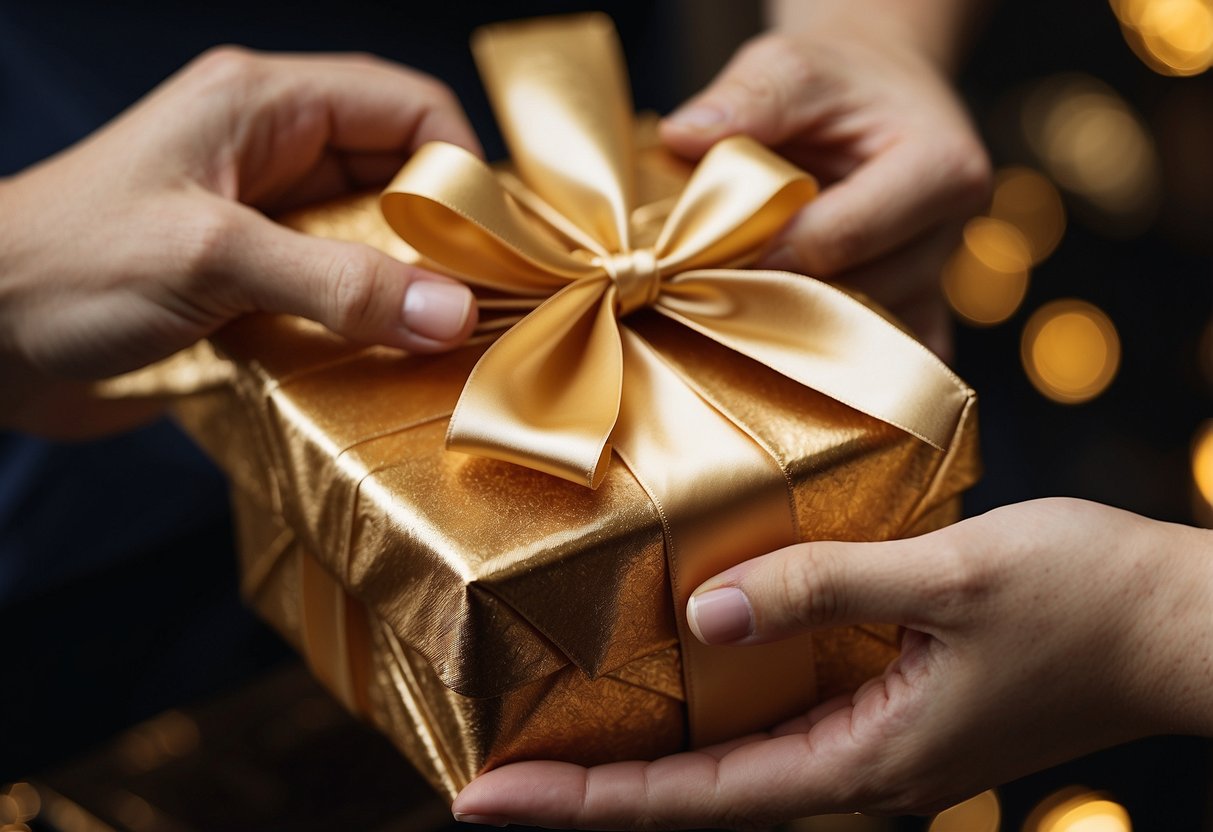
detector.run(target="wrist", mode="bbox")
[1121,520,1213,737]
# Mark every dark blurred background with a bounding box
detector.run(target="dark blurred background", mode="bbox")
[1,1,1210,830]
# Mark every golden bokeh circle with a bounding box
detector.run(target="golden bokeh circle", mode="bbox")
[1022,300,1121,403]
[1,785,37,824]
[990,167,1067,264]
[1041,798,1132,832]
[1112,0,1213,76]
[964,216,1034,273]
[942,218,1031,326]
[0,796,18,826]
[1020,75,1159,233]
[1192,420,1213,508]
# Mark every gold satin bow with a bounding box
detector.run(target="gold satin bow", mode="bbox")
[379,14,969,490]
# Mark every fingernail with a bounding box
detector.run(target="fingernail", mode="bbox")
[402,280,473,341]
[453,813,509,827]
[687,587,753,644]
[666,102,728,131]
[758,244,800,273]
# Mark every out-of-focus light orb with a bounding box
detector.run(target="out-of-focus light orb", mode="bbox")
[989,167,1067,263]
[1035,795,1132,832]
[942,217,1031,326]
[1192,420,1213,516]
[928,790,1000,832]
[1022,300,1121,403]
[1021,76,1159,234]
[2,785,38,823]
[964,216,1034,273]
[1112,0,1213,76]
[0,795,18,825]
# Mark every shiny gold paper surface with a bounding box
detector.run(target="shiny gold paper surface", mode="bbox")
[156,14,981,802]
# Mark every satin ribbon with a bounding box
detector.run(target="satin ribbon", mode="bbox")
[375,14,972,747]
[382,29,968,491]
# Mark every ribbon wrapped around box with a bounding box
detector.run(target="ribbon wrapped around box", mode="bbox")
[152,14,980,801]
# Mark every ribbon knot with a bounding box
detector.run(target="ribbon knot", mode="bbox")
[598,248,661,316]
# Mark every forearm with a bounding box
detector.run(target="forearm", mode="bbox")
[765,0,991,74]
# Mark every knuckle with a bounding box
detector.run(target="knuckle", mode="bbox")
[189,45,259,86]
[926,533,994,618]
[415,74,461,110]
[776,544,843,630]
[181,202,239,281]
[166,201,249,312]
[327,248,383,334]
[732,32,810,88]
[721,34,812,138]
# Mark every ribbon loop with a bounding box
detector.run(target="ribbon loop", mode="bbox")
[598,248,661,317]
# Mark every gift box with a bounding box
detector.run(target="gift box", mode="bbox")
[151,14,979,801]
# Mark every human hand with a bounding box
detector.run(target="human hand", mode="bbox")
[452,498,1213,829]
[0,47,480,435]
[660,15,991,359]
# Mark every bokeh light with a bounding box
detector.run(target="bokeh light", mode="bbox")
[1192,420,1213,525]
[989,167,1067,263]
[943,166,1072,329]
[1020,75,1159,234]
[1028,789,1133,832]
[0,786,38,825]
[942,217,1031,326]
[0,796,18,826]
[1112,0,1213,76]
[928,790,1000,831]
[1022,300,1121,403]
[965,216,1034,273]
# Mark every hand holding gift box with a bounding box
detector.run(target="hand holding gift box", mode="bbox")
[0,49,482,438]
[150,13,980,801]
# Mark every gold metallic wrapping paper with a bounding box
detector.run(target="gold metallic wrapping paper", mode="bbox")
[154,15,981,802]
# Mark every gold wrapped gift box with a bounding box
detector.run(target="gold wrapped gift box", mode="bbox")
[158,15,980,801]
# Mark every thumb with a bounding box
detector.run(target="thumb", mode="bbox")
[660,34,822,159]
[687,534,949,646]
[207,201,477,352]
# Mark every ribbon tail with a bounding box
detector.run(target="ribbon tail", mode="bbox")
[657,269,973,451]
[447,278,623,488]
[612,327,815,746]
